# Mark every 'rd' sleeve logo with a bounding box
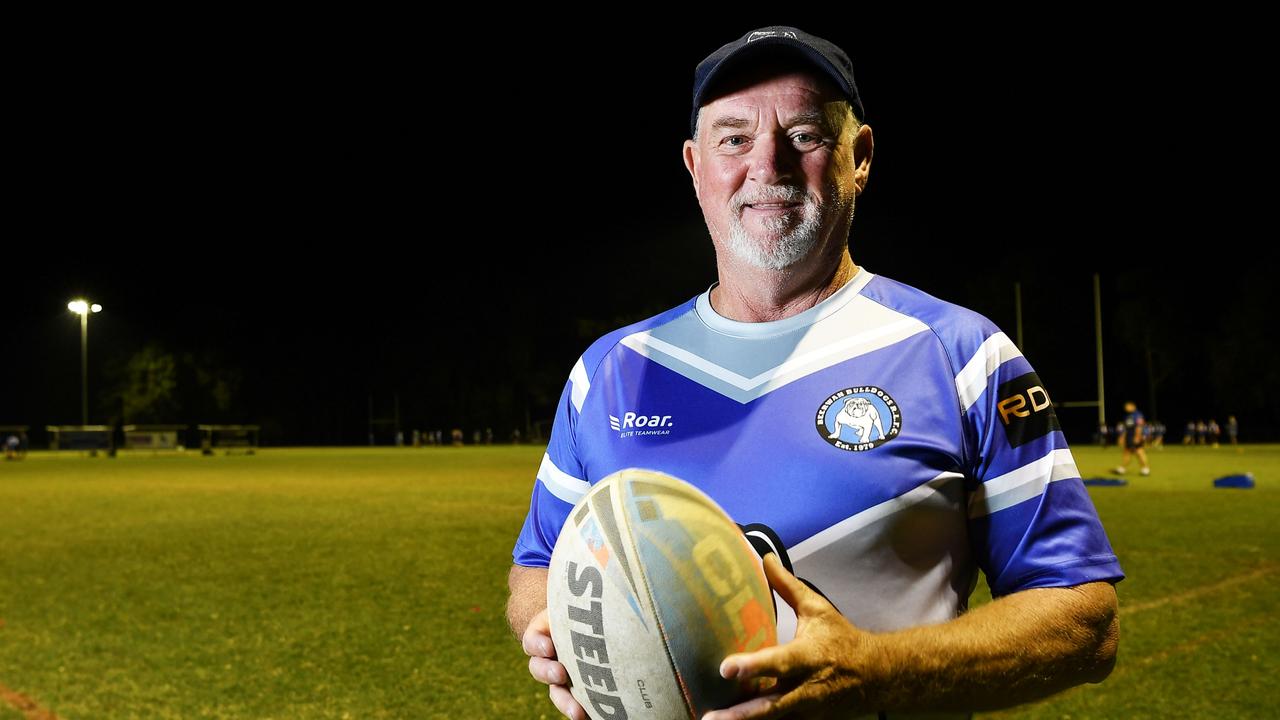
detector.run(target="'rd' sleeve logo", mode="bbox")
[995,372,1061,447]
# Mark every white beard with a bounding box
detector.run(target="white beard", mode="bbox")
[724,183,854,271]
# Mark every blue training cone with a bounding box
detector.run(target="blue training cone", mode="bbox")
[1213,473,1255,489]
[1083,478,1128,487]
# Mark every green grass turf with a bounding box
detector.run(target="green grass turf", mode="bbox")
[0,445,1275,719]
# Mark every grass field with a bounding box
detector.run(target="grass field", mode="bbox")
[0,445,1276,719]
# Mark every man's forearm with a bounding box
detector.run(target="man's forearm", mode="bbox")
[506,565,549,637]
[865,581,1119,712]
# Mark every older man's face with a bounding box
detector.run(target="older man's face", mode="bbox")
[684,69,860,271]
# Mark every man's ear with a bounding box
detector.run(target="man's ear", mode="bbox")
[682,139,701,200]
[852,123,874,195]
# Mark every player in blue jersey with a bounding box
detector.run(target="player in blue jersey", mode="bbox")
[1112,401,1151,476]
[507,26,1122,719]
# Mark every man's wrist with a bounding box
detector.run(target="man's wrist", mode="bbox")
[853,628,946,712]
[835,626,896,712]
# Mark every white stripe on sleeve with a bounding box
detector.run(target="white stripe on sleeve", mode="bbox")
[967,448,1079,518]
[955,332,1023,412]
[537,452,589,505]
[569,357,590,413]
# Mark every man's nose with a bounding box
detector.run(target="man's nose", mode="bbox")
[746,133,796,186]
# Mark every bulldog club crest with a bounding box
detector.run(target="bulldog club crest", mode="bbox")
[816,386,901,451]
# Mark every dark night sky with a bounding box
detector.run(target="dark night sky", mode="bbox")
[4,19,1277,443]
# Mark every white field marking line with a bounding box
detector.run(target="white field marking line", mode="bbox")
[1132,615,1269,668]
[1122,564,1277,615]
[980,565,1277,718]
[981,613,1272,718]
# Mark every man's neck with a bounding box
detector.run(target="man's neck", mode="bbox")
[709,251,859,323]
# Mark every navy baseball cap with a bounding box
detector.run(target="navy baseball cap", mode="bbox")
[691,26,865,137]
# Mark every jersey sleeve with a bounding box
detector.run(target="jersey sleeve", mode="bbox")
[512,357,592,568]
[957,324,1124,598]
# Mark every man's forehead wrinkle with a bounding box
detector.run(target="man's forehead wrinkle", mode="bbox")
[705,102,843,134]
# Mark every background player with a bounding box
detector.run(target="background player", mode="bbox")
[1113,401,1151,476]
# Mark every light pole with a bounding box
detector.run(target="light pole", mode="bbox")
[67,299,102,425]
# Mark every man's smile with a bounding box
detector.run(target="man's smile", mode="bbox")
[743,201,802,214]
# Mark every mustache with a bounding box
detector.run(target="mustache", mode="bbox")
[732,185,809,209]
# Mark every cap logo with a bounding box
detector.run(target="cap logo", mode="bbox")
[747,30,797,43]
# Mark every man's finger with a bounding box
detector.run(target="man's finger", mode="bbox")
[529,656,569,685]
[522,630,555,659]
[549,683,588,720]
[704,675,827,720]
[761,552,822,615]
[522,610,555,658]
[720,642,809,681]
[700,691,786,720]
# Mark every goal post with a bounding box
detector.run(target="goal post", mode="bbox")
[197,425,260,455]
[46,425,115,455]
[122,424,189,452]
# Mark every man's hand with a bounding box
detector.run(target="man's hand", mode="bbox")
[703,553,884,720]
[522,607,588,720]
[509,565,587,720]
[704,555,1118,719]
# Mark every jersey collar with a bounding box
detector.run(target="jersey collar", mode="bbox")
[695,266,875,338]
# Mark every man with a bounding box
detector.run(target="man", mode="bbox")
[508,26,1122,719]
[1113,401,1150,476]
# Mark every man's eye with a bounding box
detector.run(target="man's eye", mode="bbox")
[793,133,822,146]
[722,136,748,147]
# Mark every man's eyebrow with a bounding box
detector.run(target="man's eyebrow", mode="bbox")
[710,116,751,131]
[784,111,833,129]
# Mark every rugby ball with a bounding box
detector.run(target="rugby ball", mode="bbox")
[547,468,777,720]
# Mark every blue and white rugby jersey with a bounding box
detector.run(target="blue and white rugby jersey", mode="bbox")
[514,267,1123,641]
[1123,409,1145,443]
